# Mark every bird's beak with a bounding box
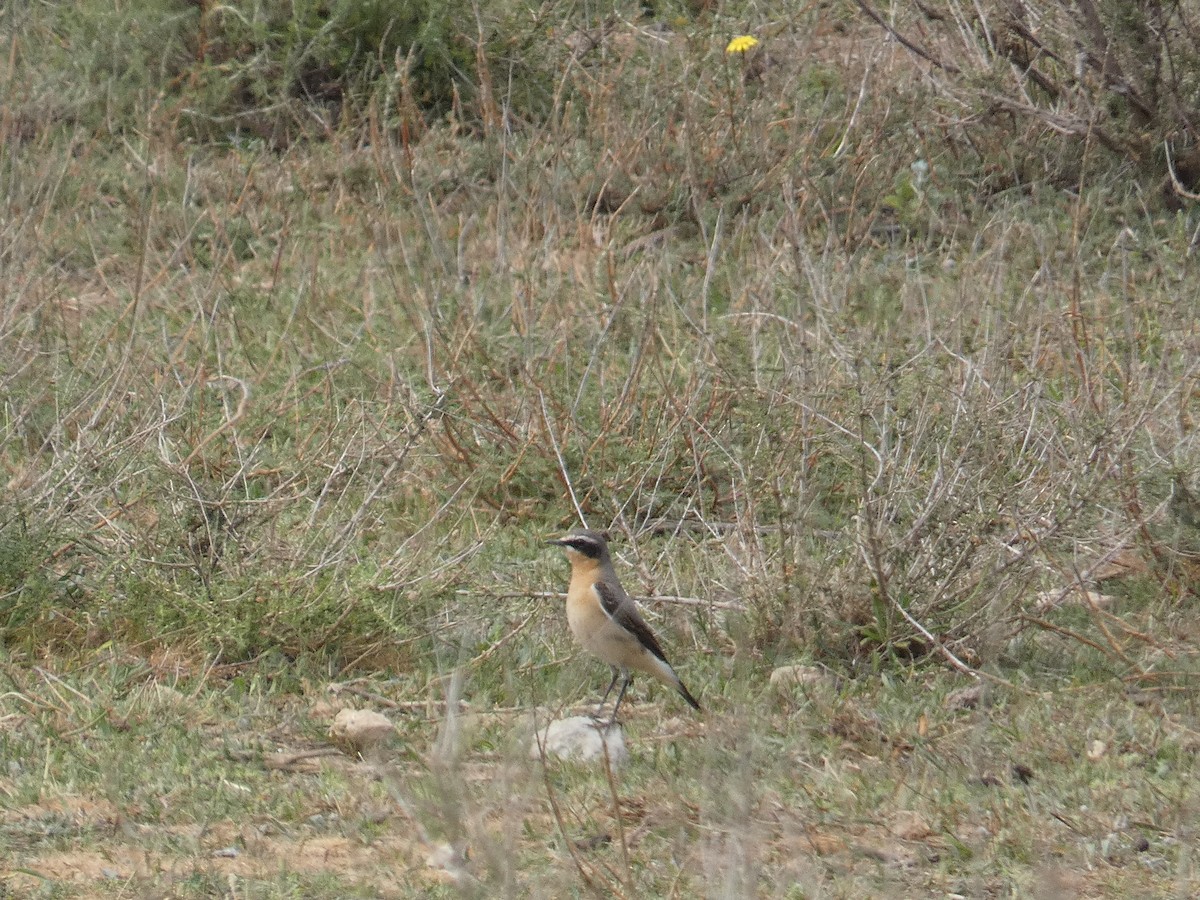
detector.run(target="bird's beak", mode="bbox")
[544,537,566,546]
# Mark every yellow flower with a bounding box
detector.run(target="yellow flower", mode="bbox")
[725,35,760,54]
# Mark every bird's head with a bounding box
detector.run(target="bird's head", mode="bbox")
[544,529,611,564]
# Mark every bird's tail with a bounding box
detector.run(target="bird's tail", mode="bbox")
[676,679,701,711]
[646,655,702,712]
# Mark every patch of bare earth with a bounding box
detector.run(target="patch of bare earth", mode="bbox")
[4,793,439,896]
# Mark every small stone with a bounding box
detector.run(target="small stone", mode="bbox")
[944,684,986,711]
[425,842,469,883]
[1033,589,1115,613]
[1087,739,1106,760]
[769,665,829,694]
[530,716,628,767]
[329,708,394,754]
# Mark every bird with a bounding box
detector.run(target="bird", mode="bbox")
[545,529,701,722]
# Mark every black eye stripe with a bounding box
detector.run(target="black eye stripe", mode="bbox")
[563,535,603,557]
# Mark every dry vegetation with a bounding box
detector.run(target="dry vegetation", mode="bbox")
[2,0,1200,896]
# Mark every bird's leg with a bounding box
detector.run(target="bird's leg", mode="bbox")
[595,666,621,718]
[608,671,634,725]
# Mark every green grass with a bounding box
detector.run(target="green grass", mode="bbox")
[2,651,1196,896]
[2,0,1199,896]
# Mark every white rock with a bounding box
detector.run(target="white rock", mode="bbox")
[1033,590,1116,613]
[769,664,829,694]
[530,716,628,767]
[329,708,394,754]
[425,842,469,883]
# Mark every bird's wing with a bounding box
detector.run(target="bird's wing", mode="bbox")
[595,580,669,663]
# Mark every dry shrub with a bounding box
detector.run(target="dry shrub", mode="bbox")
[3,4,1197,677]
[856,0,1200,202]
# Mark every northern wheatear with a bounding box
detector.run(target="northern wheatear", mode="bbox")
[545,529,701,721]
